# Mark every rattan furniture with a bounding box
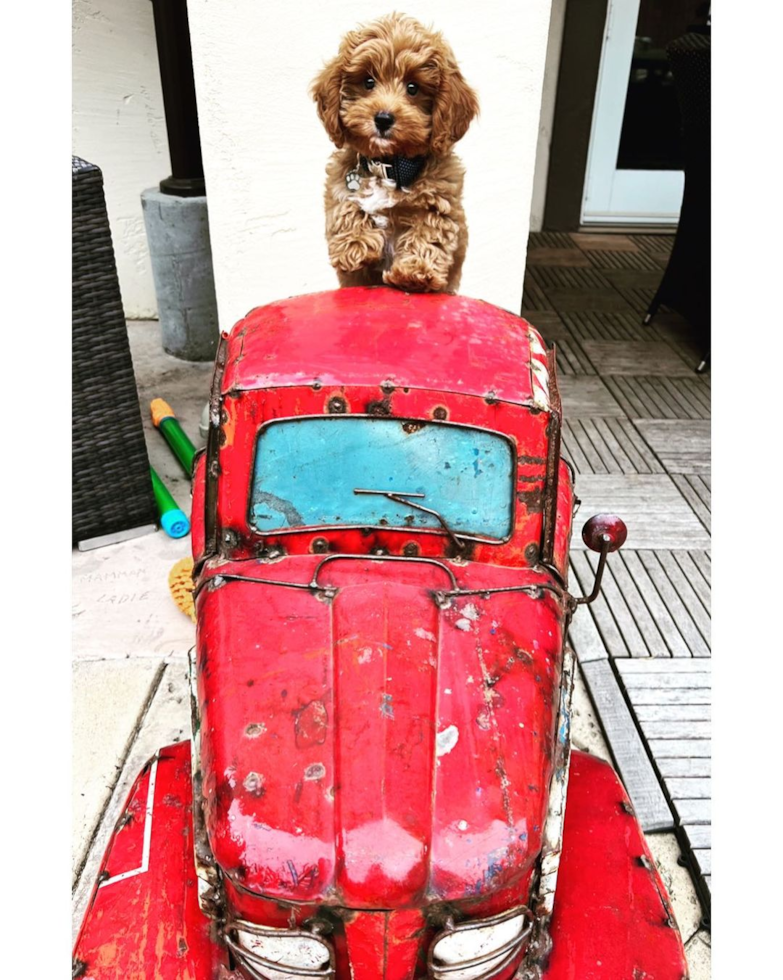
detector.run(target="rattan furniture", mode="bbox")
[72,157,157,546]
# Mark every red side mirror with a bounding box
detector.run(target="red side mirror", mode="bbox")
[575,514,627,606]
[581,514,628,554]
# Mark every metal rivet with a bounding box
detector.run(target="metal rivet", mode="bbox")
[403,542,420,557]
[433,406,448,420]
[327,396,347,414]
[312,537,329,554]
[524,543,539,564]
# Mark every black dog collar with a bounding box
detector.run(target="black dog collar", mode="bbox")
[358,154,427,190]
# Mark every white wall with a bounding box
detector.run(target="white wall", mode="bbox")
[530,0,567,232]
[73,0,170,317]
[187,0,553,329]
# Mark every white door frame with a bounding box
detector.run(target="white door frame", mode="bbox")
[582,0,684,225]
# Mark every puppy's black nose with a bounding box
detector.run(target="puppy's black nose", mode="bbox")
[374,111,395,133]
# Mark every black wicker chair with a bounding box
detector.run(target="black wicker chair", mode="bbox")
[72,157,157,546]
[643,33,711,372]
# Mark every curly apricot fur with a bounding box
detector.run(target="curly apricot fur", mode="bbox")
[312,13,478,294]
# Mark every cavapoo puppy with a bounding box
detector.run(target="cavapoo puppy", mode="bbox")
[312,12,478,293]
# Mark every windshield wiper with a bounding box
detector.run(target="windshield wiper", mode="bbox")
[353,488,465,553]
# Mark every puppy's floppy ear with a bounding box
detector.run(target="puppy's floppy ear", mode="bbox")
[312,55,346,147]
[431,60,479,156]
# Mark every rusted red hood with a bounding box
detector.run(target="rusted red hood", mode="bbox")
[195,557,564,910]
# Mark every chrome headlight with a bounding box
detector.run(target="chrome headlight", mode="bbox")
[428,907,534,980]
[225,917,335,980]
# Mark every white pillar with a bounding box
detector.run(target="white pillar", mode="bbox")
[187,0,553,328]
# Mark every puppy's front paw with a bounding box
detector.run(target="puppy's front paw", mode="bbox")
[384,256,449,293]
[329,232,385,273]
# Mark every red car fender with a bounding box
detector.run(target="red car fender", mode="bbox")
[73,744,686,980]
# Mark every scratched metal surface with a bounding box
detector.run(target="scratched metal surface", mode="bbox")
[73,234,710,971]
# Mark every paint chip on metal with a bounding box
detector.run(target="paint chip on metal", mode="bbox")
[436,724,459,757]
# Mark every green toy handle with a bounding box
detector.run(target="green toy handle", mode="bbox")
[151,398,197,476]
[150,467,190,539]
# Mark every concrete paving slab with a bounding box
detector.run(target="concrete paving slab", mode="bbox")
[685,929,711,980]
[647,833,704,944]
[126,320,212,503]
[72,529,195,661]
[72,661,191,941]
[570,663,611,762]
[72,659,162,882]
[570,474,711,550]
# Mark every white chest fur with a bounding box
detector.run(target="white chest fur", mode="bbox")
[347,175,408,231]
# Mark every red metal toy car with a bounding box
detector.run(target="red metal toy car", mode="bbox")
[74,288,687,980]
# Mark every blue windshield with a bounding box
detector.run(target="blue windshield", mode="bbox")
[249,417,514,540]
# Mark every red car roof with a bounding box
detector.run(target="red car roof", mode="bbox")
[221,287,541,407]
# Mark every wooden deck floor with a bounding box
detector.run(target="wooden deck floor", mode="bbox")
[524,231,711,916]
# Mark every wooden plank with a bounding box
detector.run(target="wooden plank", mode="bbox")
[548,288,635,313]
[622,673,711,690]
[581,341,693,377]
[633,419,711,474]
[683,824,712,848]
[570,553,630,657]
[527,247,592,268]
[690,550,711,586]
[658,757,711,777]
[617,658,711,673]
[618,552,694,656]
[692,849,711,875]
[636,551,711,656]
[641,377,694,418]
[671,551,711,613]
[521,275,553,311]
[570,475,710,551]
[639,720,711,739]
[649,739,711,757]
[605,418,664,473]
[583,248,660,271]
[560,425,590,474]
[603,377,658,418]
[528,265,613,290]
[558,377,626,418]
[567,598,610,664]
[672,475,711,532]
[659,378,710,419]
[668,778,711,799]
[569,420,610,472]
[572,233,640,252]
[553,338,597,375]
[631,688,711,704]
[635,234,674,255]
[580,659,673,831]
[584,551,649,656]
[592,418,638,473]
[673,798,711,824]
[563,311,648,343]
[654,551,711,640]
[635,704,710,722]
[604,552,670,657]
[578,419,623,472]
[530,231,578,250]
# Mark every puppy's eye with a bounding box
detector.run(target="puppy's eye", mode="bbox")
[406,82,419,96]
[364,77,375,90]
